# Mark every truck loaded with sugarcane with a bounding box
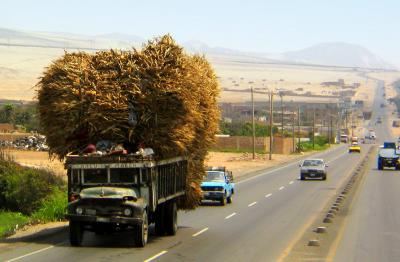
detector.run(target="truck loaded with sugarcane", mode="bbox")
[36,35,220,247]
[65,152,187,247]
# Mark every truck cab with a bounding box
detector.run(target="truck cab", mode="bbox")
[65,155,187,247]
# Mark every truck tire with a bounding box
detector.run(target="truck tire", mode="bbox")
[322,174,327,180]
[220,195,227,206]
[378,162,383,170]
[69,221,84,247]
[155,203,165,236]
[227,194,233,204]
[300,174,305,180]
[134,210,148,247]
[165,201,178,236]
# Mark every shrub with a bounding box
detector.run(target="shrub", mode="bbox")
[0,211,29,237]
[0,151,65,215]
[32,189,67,222]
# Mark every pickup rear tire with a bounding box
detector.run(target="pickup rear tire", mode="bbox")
[165,201,178,236]
[220,195,227,206]
[134,210,148,247]
[227,194,233,204]
[69,221,84,247]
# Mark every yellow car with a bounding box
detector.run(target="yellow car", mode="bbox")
[349,142,361,153]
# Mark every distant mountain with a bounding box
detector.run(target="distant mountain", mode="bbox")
[282,42,394,69]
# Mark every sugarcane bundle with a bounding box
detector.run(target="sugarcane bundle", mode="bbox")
[36,35,220,209]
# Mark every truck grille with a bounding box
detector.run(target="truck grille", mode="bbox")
[201,186,223,191]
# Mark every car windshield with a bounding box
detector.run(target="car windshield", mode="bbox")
[205,171,225,182]
[302,160,323,166]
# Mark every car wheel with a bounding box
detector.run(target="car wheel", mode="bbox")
[378,163,383,170]
[227,194,233,204]
[322,174,327,180]
[300,174,305,180]
[220,195,227,206]
[134,210,148,247]
[69,221,84,247]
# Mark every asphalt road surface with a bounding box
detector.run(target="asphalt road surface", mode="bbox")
[0,113,376,261]
[334,81,400,262]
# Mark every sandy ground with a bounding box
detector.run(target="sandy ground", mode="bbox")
[3,149,65,176]
[0,45,386,103]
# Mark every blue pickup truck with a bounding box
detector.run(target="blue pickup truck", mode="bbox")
[200,167,235,206]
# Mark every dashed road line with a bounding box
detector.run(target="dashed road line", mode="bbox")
[192,227,209,237]
[144,251,168,262]
[289,181,294,185]
[248,201,257,207]
[265,193,272,198]
[6,245,55,262]
[279,186,285,190]
[225,212,237,219]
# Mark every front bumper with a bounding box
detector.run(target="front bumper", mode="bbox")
[380,158,399,167]
[66,214,143,225]
[301,172,325,179]
[201,191,225,201]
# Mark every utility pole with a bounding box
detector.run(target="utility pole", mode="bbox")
[312,108,316,149]
[251,86,255,160]
[351,108,354,137]
[292,110,295,153]
[280,94,284,137]
[297,107,301,152]
[269,91,274,160]
[330,115,333,144]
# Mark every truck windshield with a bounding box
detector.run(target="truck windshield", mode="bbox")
[83,169,108,184]
[206,171,225,182]
[303,160,323,166]
[110,168,139,183]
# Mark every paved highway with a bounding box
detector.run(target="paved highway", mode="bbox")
[335,81,400,262]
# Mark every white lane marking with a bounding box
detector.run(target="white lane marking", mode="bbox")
[192,227,209,237]
[248,201,257,207]
[144,251,168,262]
[279,186,285,190]
[237,146,346,185]
[265,193,272,198]
[289,181,294,185]
[6,245,55,262]
[326,152,347,164]
[225,212,237,219]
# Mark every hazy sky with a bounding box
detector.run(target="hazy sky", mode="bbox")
[1,0,400,66]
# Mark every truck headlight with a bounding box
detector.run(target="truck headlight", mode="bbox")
[123,208,132,216]
[76,207,83,215]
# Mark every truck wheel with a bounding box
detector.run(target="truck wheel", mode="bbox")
[300,174,305,180]
[134,210,148,247]
[69,221,84,247]
[165,201,178,236]
[322,174,327,180]
[220,195,227,206]
[155,203,165,236]
[378,163,383,170]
